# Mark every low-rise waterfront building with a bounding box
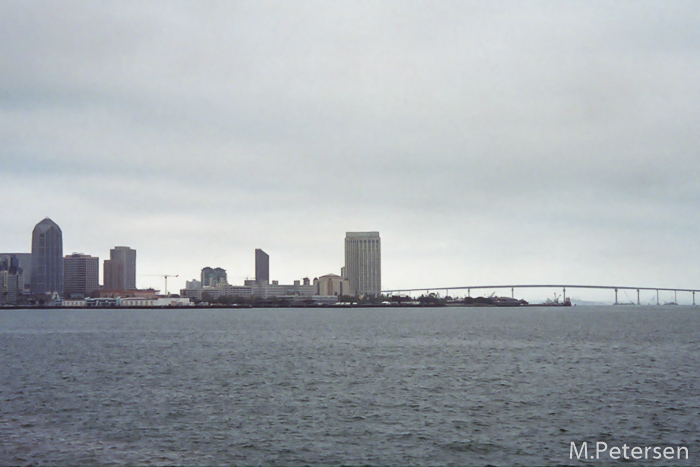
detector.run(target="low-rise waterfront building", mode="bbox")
[62,296,192,307]
[98,288,158,299]
[120,297,193,307]
[215,284,254,299]
[249,280,315,299]
[314,274,350,297]
[182,273,315,302]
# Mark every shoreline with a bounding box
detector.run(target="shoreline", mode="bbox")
[0,303,667,310]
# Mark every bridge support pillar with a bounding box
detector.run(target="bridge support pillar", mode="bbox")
[637,289,640,305]
[468,288,470,298]
[694,291,696,306]
[656,289,660,306]
[563,287,566,302]
[511,287,514,299]
[615,288,618,305]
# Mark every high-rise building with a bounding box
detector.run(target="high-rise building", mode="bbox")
[255,249,269,284]
[0,255,21,305]
[103,259,124,290]
[0,253,31,293]
[0,271,20,305]
[344,231,381,297]
[201,267,227,287]
[64,253,99,298]
[30,218,63,295]
[109,246,136,290]
[0,255,20,275]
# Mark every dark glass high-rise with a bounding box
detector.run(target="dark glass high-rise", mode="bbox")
[30,217,64,296]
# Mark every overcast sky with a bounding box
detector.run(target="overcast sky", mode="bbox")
[2,1,699,301]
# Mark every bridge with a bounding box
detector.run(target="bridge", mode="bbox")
[381,284,700,305]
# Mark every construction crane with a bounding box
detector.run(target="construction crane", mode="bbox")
[138,274,180,296]
[162,274,179,296]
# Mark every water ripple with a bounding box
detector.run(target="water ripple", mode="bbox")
[1,306,699,465]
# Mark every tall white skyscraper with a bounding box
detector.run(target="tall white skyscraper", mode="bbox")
[344,231,381,297]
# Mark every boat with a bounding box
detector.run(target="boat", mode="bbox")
[531,293,572,307]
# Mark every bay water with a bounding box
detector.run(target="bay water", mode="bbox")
[1,306,698,465]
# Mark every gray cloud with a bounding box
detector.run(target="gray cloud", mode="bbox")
[2,1,700,295]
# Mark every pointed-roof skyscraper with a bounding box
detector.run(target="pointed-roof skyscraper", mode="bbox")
[30,217,64,295]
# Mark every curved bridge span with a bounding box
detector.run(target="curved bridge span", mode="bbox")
[381,284,700,305]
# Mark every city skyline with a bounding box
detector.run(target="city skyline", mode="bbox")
[6,218,385,299]
[2,2,700,296]
[3,215,699,303]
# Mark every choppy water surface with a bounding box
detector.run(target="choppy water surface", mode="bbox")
[1,306,699,466]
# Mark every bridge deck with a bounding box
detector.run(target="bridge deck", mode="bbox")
[382,284,700,293]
